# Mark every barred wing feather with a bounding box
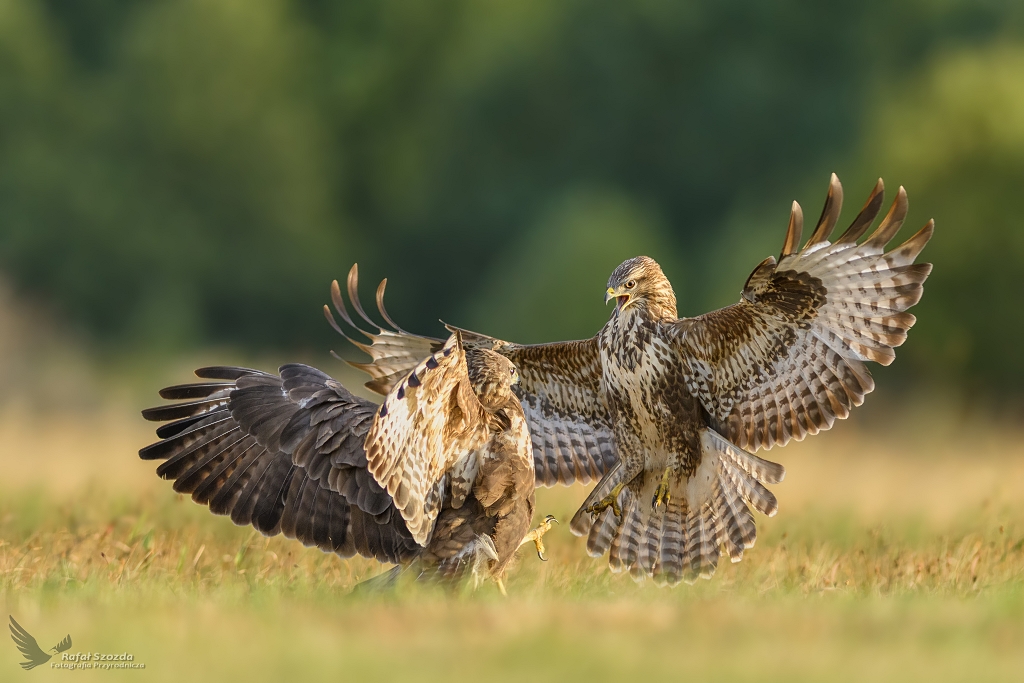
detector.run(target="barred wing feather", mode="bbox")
[140,364,420,565]
[672,175,933,452]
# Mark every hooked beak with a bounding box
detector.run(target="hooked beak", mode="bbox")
[605,287,630,311]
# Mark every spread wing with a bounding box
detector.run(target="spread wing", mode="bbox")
[363,332,491,546]
[140,364,419,564]
[670,175,933,451]
[9,616,50,670]
[327,264,618,488]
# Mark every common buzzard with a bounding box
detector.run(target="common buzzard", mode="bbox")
[140,330,554,593]
[344,175,933,586]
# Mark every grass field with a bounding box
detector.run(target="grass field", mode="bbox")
[3,400,1024,682]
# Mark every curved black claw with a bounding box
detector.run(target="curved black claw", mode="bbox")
[522,514,558,562]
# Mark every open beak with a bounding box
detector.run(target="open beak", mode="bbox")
[605,287,630,310]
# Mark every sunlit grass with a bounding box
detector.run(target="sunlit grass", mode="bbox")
[2,404,1024,681]
[3,486,1023,600]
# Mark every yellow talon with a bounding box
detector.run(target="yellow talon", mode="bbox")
[585,483,625,519]
[652,468,672,509]
[519,514,559,561]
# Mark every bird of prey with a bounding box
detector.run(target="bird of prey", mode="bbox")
[140,329,555,593]
[9,616,72,670]
[342,175,933,586]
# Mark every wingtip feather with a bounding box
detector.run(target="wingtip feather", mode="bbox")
[836,178,885,245]
[806,173,844,248]
[781,201,804,257]
[865,185,909,250]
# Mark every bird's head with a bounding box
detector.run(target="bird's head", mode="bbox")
[465,348,519,413]
[605,256,677,319]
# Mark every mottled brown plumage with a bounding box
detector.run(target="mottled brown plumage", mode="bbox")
[332,265,617,490]
[345,174,933,586]
[139,331,540,591]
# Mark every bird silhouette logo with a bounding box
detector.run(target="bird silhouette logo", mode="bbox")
[8,616,72,671]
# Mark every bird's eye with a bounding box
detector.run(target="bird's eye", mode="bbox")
[625,279,636,289]
[510,367,516,376]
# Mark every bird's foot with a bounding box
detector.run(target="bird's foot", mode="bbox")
[585,483,624,519]
[652,468,672,509]
[519,514,559,561]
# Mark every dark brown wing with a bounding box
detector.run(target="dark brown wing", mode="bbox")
[140,364,419,564]
[327,264,618,488]
[670,175,933,451]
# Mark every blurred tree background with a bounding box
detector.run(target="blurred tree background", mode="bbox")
[0,0,1022,396]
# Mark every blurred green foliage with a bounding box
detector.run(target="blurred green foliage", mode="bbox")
[0,0,1022,392]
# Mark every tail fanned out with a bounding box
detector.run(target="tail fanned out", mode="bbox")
[574,428,783,586]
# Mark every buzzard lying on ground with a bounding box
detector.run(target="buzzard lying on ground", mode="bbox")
[343,174,933,586]
[140,330,555,593]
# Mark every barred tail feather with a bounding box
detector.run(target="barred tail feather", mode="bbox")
[682,509,703,583]
[575,428,782,586]
[698,502,723,580]
[653,502,685,586]
[637,504,664,578]
[586,506,618,558]
[607,497,641,573]
[718,477,757,562]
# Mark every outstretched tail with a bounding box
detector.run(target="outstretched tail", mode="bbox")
[572,428,783,586]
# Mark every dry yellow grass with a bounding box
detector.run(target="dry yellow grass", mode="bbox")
[2,401,1024,681]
